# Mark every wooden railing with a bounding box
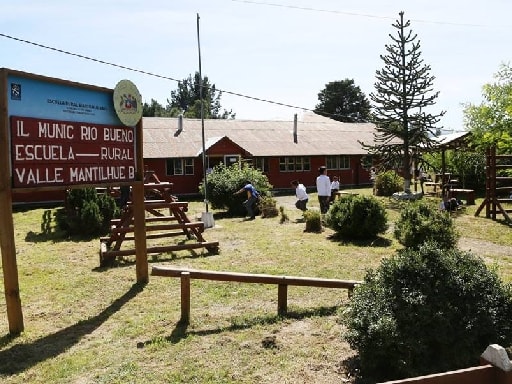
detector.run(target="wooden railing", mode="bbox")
[378,365,497,384]
[151,266,362,324]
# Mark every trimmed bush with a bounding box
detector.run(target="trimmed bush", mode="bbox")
[199,162,273,216]
[394,199,459,249]
[374,170,403,196]
[303,209,322,232]
[325,194,387,239]
[344,241,512,382]
[259,195,279,218]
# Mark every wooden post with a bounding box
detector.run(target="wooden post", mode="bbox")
[180,272,191,324]
[0,190,24,334]
[277,284,288,316]
[0,69,24,333]
[133,181,147,283]
[133,118,148,283]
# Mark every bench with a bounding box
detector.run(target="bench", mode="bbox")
[334,191,358,200]
[423,182,441,196]
[151,266,362,323]
[450,188,475,205]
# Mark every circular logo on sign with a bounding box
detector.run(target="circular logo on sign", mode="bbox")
[113,79,143,127]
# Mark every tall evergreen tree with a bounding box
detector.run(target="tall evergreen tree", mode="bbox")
[314,79,371,122]
[362,11,444,193]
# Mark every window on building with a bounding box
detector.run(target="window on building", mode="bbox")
[253,157,269,172]
[279,156,311,172]
[166,158,194,176]
[326,155,350,170]
[224,155,240,166]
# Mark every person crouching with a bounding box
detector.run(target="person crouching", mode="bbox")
[291,180,308,211]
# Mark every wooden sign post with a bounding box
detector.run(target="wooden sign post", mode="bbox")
[0,69,24,334]
[0,69,147,334]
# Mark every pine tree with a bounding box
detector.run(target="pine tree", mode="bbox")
[362,11,444,193]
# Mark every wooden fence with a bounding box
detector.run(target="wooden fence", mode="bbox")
[151,266,362,323]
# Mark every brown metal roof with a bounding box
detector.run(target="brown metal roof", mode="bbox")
[142,113,379,158]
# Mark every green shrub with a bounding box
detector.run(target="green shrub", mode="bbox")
[325,194,387,239]
[279,206,289,224]
[344,241,512,382]
[79,200,104,235]
[303,209,322,232]
[56,188,119,236]
[394,200,459,249]
[259,196,279,218]
[374,170,403,196]
[199,162,273,216]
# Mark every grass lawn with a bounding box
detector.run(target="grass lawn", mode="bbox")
[1,188,511,383]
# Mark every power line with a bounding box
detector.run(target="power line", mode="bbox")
[0,32,315,114]
[0,33,181,82]
[231,0,496,28]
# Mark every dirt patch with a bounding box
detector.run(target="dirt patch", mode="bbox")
[458,237,512,257]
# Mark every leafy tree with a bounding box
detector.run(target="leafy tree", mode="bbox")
[142,98,169,117]
[463,63,512,153]
[361,12,444,193]
[314,79,370,122]
[167,72,235,119]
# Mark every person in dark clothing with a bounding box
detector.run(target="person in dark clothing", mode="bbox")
[234,180,260,220]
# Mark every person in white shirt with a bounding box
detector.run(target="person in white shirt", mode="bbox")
[316,166,331,214]
[330,175,340,203]
[291,180,308,211]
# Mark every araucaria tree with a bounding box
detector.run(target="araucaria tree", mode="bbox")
[362,11,444,193]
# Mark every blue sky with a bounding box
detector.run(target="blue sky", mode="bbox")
[1,0,511,132]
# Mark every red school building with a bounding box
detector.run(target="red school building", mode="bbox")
[142,112,378,196]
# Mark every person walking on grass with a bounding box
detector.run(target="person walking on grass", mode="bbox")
[234,180,260,220]
[291,180,308,211]
[316,166,331,214]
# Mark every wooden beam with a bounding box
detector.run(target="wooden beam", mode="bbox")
[0,68,24,333]
[110,222,204,234]
[152,266,361,289]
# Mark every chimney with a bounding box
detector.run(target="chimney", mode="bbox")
[178,114,183,132]
[174,114,184,137]
[293,113,298,143]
